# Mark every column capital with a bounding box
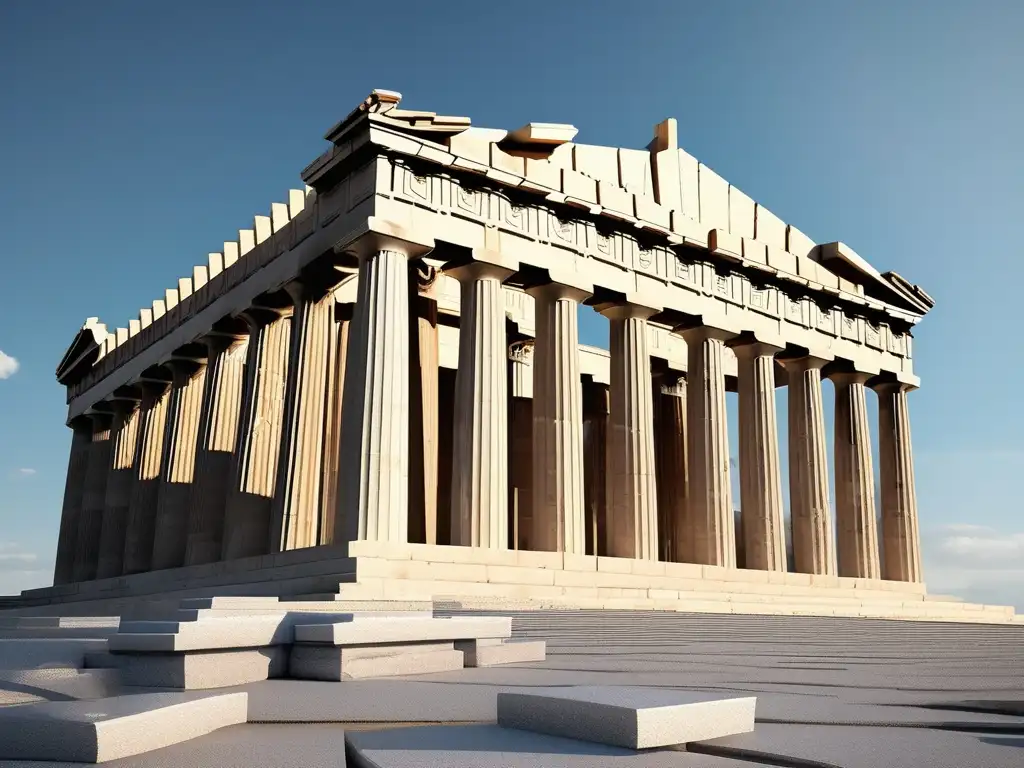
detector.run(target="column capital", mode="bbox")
[870,379,918,395]
[829,370,873,387]
[678,325,737,344]
[526,279,592,304]
[731,339,784,359]
[446,259,516,284]
[594,300,658,322]
[778,354,831,373]
[333,218,435,262]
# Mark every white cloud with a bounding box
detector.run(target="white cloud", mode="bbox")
[0,543,39,572]
[16,468,36,476]
[922,524,1024,610]
[0,350,18,379]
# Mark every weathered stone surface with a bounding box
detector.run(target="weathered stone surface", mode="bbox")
[458,639,547,667]
[0,692,247,762]
[295,616,511,645]
[497,687,756,748]
[290,645,464,680]
[118,647,286,689]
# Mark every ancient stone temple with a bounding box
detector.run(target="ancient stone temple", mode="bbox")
[33,88,961,619]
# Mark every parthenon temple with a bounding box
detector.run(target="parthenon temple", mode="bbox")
[38,89,946,615]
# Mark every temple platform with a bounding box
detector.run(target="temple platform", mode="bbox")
[3,542,1020,625]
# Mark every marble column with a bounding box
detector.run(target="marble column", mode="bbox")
[53,417,93,585]
[656,376,688,564]
[184,336,248,565]
[319,303,351,545]
[832,372,881,579]
[527,282,589,554]
[222,312,291,560]
[874,382,922,583]
[122,382,171,575]
[734,342,787,572]
[70,413,113,582]
[151,361,207,570]
[271,286,333,552]
[681,326,735,567]
[337,249,411,544]
[95,399,141,579]
[600,303,658,561]
[449,261,514,549]
[508,341,534,550]
[783,356,836,575]
[409,264,440,545]
[582,381,609,556]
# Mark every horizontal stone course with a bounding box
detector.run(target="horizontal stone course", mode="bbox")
[295,616,511,645]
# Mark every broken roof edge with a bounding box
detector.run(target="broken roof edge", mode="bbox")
[56,317,108,384]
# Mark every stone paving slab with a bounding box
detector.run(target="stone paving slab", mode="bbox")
[0,724,348,768]
[295,616,512,645]
[695,721,1024,768]
[457,639,546,667]
[0,639,108,669]
[497,687,756,748]
[346,723,757,767]
[119,647,288,689]
[0,668,123,702]
[0,691,247,762]
[290,646,464,681]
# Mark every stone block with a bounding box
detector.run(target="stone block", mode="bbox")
[295,646,464,681]
[487,565,556,586]
[295,616,511,645]
[498,686,756,749]
[514,550,564,569]
[562,553,597,572]
[0,691,247,762]
[109,612,349,652]
[119,647,287,689]
[457,639,546,667]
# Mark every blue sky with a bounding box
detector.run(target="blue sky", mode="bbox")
[0,1,1020,606]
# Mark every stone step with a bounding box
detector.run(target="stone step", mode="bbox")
[295,616,512,645]
[0,691,247,762]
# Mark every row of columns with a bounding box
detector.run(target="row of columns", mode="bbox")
[55,279,354,584]
[56,244,922,586]
[337,248,921,582]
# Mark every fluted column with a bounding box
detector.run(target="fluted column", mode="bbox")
[508,341,534,550]
[53,417,93,584]
[655,376,688,563]
[96,399,141,578]
[449,261,514,549]
[70,413,113,582]
[222,312,291,560]
[582,381,609,556]
[874,381,922,582]
[832,372,881,578]
[338,249,411,544]
[600,303,658,560]
[783,356,836,575]
[151,361,207,570]
[409,264,440,545]
[271,285,333,552]
[320,303,351,545]
[681,326,735,567]
[734,342,786,572]
[528,282,589,554]
[122,382,171,574]
[184,336,248,565]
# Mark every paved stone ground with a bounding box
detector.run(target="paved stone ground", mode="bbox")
[2,610,1022,766]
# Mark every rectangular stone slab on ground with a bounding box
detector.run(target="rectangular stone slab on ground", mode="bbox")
[119,647,288,689]
[0,691,247,762]
[456,639,547,666]
[497,686,756,749]
[291,646,465,680]
[294,616,511,645]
